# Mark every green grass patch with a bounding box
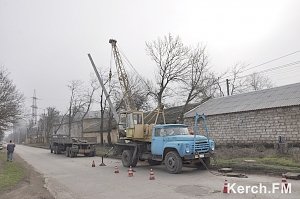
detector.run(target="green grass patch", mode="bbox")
[0,151,25,192]
[215,156,300,174]
[257,157,300,167]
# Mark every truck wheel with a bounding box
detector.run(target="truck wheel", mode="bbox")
[65,147,70,157]
[89,150,95,157]
[122,150,137,167]
[148,159,161,166]
[164,151,182,174]
[54,146,58,154]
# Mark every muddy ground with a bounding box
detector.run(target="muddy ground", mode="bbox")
[1,153,53,199]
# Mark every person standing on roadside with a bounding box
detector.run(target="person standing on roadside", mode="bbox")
[7,140,16,162]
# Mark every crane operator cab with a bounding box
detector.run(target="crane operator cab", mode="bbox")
[119,111,147,139]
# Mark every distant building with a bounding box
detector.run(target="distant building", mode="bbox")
[184,83,300,145]
[53,111,118,144]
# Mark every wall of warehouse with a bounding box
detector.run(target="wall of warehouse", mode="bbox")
[184,106,300,145]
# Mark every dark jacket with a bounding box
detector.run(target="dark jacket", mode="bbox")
[7,143,15,153]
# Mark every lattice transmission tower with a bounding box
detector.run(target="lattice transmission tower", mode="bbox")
[31,89,38,125]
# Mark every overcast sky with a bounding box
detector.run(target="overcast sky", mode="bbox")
[1,0,300,115]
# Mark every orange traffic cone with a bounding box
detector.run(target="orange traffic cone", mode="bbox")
[281,175,289,191]
[149,169,155,180]
[92,160,95,167]
[114,165,119,173]
[223,179,229,193]
[128,166,133,177]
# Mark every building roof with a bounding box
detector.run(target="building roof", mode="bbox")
[184,82,300,118]
[145,103,200,124]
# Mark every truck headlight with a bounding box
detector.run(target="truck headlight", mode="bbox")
[185,144,190,153]
[209,140,215,151]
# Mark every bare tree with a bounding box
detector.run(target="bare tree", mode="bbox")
[0,67,24,137]
[215,62,248,96]
[113,73,151,111]
[92,69,115,145]
[178,45,216,122]
[215,63,274,96]
[67,80,85,136]
[146,34,189,110]
[80,78,99,134]
[53,112,67,135]
[229,63,250,95]
[245,72,273,91]
[43,107,60,143]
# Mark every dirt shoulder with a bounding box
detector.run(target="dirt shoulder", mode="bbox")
[0,152,54,199]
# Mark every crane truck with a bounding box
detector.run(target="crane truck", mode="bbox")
[87,39,215,173]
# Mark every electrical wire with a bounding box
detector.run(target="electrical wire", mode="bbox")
[115,45,300,90]
[219,61,300,83]
[240,50,300,73]
[219,50,300,81]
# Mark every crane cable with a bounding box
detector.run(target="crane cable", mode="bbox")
[118,47,151,89]
[109,48,113,86]
[110,45,127,110]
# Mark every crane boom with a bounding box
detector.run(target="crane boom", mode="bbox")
[109,39,136,111]
[87,53,119,124]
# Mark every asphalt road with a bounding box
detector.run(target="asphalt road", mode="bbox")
[16,145,300,199]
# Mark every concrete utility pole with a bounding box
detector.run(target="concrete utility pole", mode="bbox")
[226,79,230,96]
[87,53,119,124]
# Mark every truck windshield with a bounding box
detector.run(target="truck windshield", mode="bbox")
[157,127,189,137]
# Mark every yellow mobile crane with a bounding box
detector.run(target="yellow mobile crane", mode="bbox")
[108,39,152,141]
[88,40,215,173]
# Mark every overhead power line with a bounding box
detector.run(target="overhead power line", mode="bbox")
[219,50,300,81]
[219,60,300,84]
[237,61,300,80]
[240,50,300,73]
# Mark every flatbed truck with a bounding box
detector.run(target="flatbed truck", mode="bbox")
[50,135,96,158]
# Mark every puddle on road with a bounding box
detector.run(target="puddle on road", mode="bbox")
[175,185,214,197]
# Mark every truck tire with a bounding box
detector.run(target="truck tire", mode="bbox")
[65,147,70,157]
[148,159,162,166]
[164,151,182,174]
[54,146,58,154]
[89,150,95,157]
[122,150,137,167]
